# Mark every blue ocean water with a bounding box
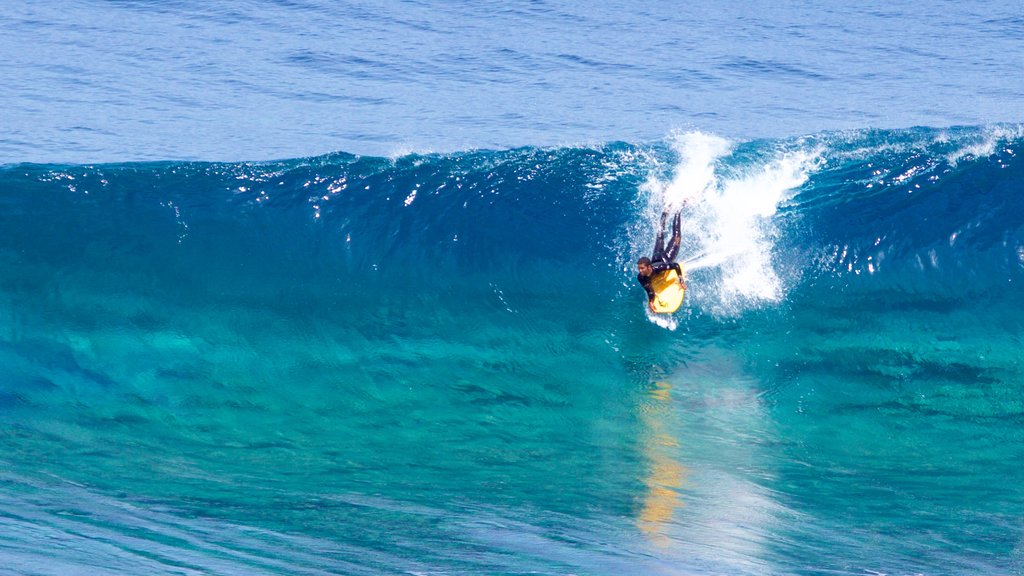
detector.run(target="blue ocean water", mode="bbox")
[2,1,1023,162]
[3,2,1024,576]
[3,126,1024,574]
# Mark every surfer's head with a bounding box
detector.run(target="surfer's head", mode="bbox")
[637,256,653,277]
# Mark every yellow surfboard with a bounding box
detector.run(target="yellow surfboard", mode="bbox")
[650,264,685,314]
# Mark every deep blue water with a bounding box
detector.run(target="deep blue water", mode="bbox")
[3,2,1024,576]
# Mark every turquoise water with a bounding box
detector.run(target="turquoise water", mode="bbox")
[2,127,1023,574]
[4,1,1024,573]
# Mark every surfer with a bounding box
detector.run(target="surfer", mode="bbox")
[637,211,686,311]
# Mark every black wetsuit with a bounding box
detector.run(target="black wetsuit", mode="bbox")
[638,212,682,302]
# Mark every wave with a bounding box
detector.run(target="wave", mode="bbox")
[2,123,1022,323]
[3,124,1024,574]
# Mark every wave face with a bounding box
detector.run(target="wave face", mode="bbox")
[2,125,1024,574]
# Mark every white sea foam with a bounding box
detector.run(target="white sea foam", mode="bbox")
[943,124,1024,166]
[645,309,678,331]
[643,131,819,319]
[660,132,732,212]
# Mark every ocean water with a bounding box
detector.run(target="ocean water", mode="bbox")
[3,1,1023,162]
[3,3,1024,576]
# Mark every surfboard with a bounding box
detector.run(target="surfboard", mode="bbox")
[649,264,685,314]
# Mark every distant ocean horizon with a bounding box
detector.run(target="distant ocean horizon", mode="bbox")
[4,1,1024,163]
[3,2,1024,575]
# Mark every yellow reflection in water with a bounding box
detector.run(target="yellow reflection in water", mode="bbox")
[637,381,686,544]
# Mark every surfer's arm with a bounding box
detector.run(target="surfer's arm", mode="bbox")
[650,261,670,274]
[650,261,681,277]
[669,262,687,290]
[637,274,656,302]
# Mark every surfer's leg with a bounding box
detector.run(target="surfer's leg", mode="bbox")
[651,212,668,260]
[663,212,681,262]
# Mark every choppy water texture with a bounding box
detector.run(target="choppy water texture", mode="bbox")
[4,2,1024,575]
[2,1,1024,162]
[2,126,1024,575]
